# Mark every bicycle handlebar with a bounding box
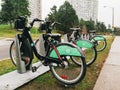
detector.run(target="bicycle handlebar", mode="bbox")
[42,21,61,34]
[29,18,44,27]
[51,22,61,29]
[69,28,81,31]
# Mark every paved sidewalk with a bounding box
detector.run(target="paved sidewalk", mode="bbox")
[94,36,120,90]
[0,62,49,90]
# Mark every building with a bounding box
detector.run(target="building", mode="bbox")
[68,0,98,21]
[28,0,41,27]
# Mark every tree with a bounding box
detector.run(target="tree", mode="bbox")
[55,1,79,33]
[100,22,106,32]
[95,22,107,33]
[85,19,95,32]
[79,18,86,29]
[46,5,57,23]
[0,0,14,28]
[13,0,30,18]
[0,0,30,29]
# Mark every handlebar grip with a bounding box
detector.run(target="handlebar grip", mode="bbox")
[34,18,44,22]
[30,18,44,27]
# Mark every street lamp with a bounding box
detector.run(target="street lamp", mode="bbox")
[104,6,114,32]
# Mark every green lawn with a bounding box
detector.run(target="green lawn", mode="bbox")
[0,24,59,39]
[0,24,40,38]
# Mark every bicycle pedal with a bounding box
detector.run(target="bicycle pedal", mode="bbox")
[32,66,37,72]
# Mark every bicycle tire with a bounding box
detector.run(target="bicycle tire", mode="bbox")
[9,41,32,67]
[10,41,17,66]
[48,43,86,85]
[72,39,97,66]
[91,36,107,52]
[72,46,97,66]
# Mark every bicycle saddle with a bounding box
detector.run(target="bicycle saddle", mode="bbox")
[70,28,81,31]
[44,33,61,38]
[89,30,96,33]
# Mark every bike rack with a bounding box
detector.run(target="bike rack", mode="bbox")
[15,35,31,74]
[63,34,69,42]
[38,34,46,56]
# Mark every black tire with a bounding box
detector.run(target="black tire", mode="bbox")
[91,36,107,52]
[96,40,107,52]
[9,41,32,67]
[10,41,17,66]
[48,43,86,85]
[72,39,97,66]
[72,46,97,66]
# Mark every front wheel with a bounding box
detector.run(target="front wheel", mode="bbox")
[48,43,86,85]
[72,46,97,66]
[9,41,32,67]
[91,36,107,52]
[73,39,97,66]
[10,41,17,66]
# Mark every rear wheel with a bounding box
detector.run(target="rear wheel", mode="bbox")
[72,47,97,66]
[96,40,107,52]
[48,43,86,85]
[91,36,107,52]
[9,41,31,67]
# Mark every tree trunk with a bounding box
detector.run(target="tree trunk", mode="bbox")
[9,21,13,30]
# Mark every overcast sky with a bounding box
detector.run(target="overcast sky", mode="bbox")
[42,0,120,27]
[0,0,120,27]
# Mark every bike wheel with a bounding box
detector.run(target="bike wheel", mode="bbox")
[72,47,97,66]
[91,36,107,52]
[9,41,31,67]
[73,39,97,66]
[10,41,17,66]
[96,40,107,52]
[48,43,86,85]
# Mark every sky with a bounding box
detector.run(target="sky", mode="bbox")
[0,0,120,27]
[98,0,120,27]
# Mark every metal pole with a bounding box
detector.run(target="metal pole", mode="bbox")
[112,8,114,32]
[104,6,114,33]
[15,35,26,73]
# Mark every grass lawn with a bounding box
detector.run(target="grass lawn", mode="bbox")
[0,24,40,39]
[0,24,58,39]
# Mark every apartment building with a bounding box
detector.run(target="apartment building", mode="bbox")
[68,0,98,21]
[28,0,41,26]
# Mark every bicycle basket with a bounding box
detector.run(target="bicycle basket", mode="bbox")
[39,23,47,31]
[39,22,51,32]
[14,17,26,31]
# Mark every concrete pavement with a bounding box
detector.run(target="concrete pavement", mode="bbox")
[94,36,120,90]
[0,38,13,60]
[0,62,49,90]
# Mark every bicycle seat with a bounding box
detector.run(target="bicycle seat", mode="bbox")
[45,33,61,38]
[70,28,81,31]
[43,33,61,42]
[89,30,96,33]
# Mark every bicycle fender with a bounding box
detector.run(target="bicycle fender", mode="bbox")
[92,36,105,41]
[76,39,94,48]
[49,43,84,58]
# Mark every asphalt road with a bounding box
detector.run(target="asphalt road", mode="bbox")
[0,38,13,60]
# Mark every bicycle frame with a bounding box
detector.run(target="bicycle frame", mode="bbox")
[20,27,63,66]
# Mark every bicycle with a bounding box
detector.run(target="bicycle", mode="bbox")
[66,28,97,66]
[35,21,62,55]
[9,16,86,85]
[88,30,107,52]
